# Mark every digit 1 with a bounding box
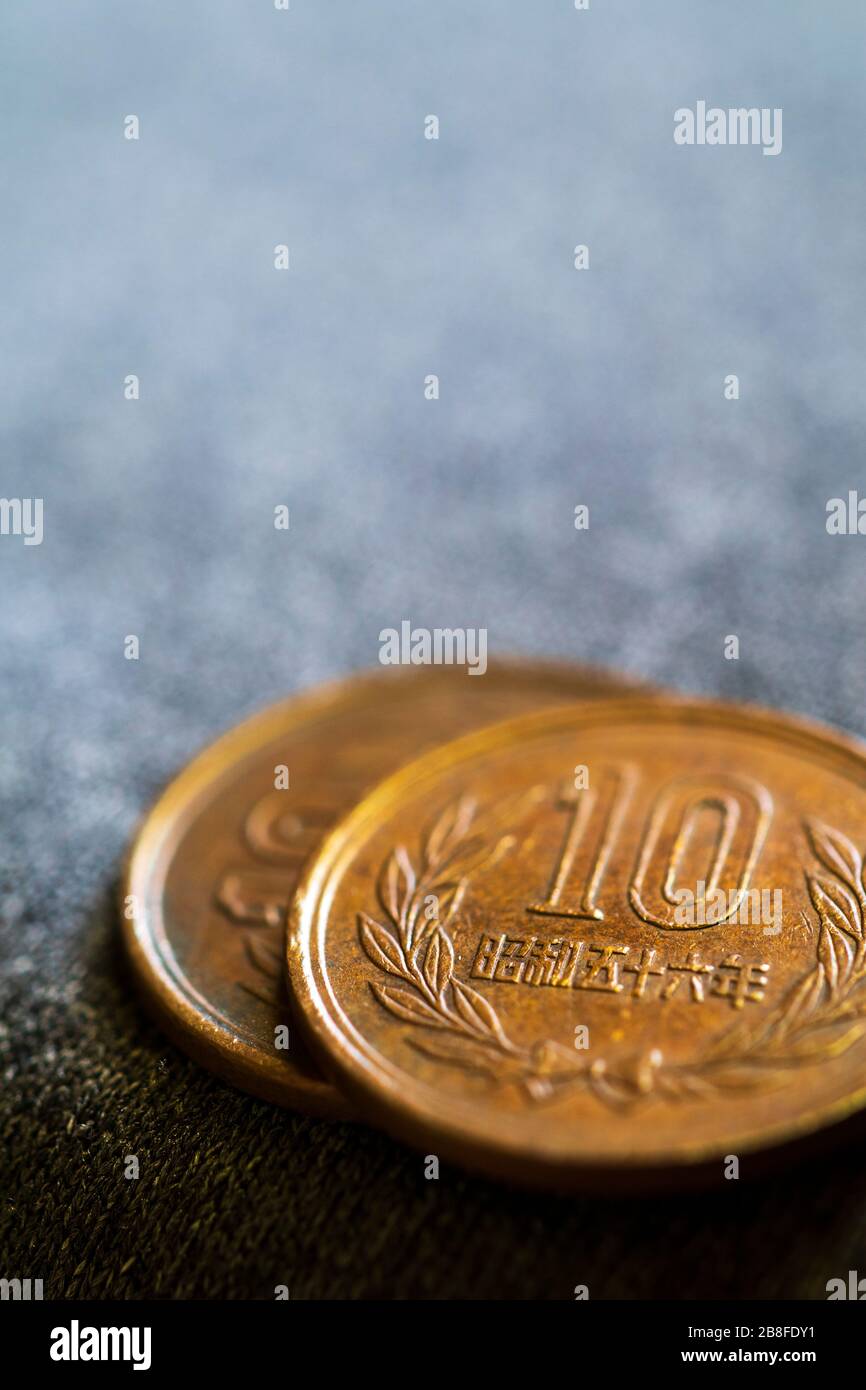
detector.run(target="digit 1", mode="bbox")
[527,763,637,921]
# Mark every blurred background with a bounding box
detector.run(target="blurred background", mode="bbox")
[2,0,866,1298]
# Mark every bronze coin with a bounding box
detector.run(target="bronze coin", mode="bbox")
[288,697,866,1183]
[122,660,646,1117]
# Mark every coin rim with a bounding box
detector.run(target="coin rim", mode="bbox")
[121,658,645,1115]
[288,695,866,1182]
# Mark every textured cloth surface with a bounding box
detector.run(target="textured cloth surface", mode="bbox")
[3,1,866,1299]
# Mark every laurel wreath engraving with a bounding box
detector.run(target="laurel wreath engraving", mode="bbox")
[359,799,866,1107]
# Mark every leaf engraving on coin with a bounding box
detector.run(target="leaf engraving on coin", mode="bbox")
[361,795,866,1108]
[359,791,587,1099]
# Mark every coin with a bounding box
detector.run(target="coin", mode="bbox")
[288,697,866,1183]
[122,660,647,1118]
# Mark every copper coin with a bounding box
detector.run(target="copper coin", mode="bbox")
[122,660,646,1117]
[288,697,866,1183]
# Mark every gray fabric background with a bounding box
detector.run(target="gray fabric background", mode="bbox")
[2,1,866,1299]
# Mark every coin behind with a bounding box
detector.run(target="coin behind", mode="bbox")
[122,660,646,1117]
[288,697,866,1182]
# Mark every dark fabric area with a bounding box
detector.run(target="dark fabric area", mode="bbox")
[3,2,866,1299]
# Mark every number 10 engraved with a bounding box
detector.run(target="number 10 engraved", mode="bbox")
[528,765,772,931]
